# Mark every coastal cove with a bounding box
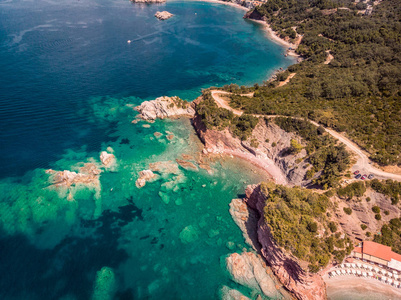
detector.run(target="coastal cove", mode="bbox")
[0,0,296,299]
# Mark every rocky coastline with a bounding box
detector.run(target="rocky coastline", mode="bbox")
[133,95,328,299]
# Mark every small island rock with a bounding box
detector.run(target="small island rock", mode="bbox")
[155,11,174,20]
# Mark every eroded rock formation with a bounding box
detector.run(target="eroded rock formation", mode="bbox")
[135,96,195,120]
[155,11,173,20]
[136,169,158,188]
[243,184,327,300]
[46,163,102,188]
[226,252,282,299]
[192,113,311,186]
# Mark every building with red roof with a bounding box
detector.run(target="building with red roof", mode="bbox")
[352,241,401,271]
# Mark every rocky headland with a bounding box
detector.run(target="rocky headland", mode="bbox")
[155,11,174,20]
[241,184,327,300]
[135,96,195,120]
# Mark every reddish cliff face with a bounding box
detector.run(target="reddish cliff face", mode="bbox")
[191,113,312,186]
[245,184,327,300]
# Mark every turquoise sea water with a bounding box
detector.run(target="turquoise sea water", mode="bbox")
[0,0,294,299]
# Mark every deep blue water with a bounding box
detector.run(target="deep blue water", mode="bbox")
[0,0,292,178]
[0,0,294,299]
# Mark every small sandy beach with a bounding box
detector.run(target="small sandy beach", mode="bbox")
[325,276,401,300]
[191,0,249,11]
[194,0,300,58]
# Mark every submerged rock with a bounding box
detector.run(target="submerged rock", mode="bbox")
[176,159,199,171]
[149,161,181,175]
[135,96,195,120]
[92,267,116,300]
[136,169,158,188]
[220,285,251,300]
[179,225,200,244]
[226,252,281,299]
[100,150,116,169]
[155,11,173,20]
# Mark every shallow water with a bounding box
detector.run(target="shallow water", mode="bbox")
[0,0,294,299]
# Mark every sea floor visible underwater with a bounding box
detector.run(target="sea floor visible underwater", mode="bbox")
[0,0,377,299]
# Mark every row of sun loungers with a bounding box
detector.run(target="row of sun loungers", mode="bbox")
[329,264,401,288]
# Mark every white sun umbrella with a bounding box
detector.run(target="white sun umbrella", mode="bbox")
[340,264,345,268]
[374,267,380,273]
[362,264,368,269]
[369,272,373,277]
[367,266,373,271]
[341,269,346,275]
[388,279,393,284]
[382,276,387,282]
[357,263,362,268]
[357,270,362,275]
[395,282,400,287]
[362,272,367,277]
[345,263,351,268]
[352,270,357,275]
[394,274,398,280]
[336,270,341,275]
[388,272,393,278]
[352,263,357,268]
[347,269,351,274]
[393,270,398,274]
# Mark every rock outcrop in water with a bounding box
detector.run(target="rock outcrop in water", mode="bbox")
[226,252,282,299]
[220,286,251,300]
[136,169,158,188]
[155,11,173,20]
[135,96,195,120]
[100,149,116,170]
[242,184,327,300]
[46,163,102,188]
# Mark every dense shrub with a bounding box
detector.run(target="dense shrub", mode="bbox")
[261,182,352,272]
[328,221,337,233]
[374,218,401,254]
[337,182,366,199]
[372,206,380,214]
[343,207,352,215]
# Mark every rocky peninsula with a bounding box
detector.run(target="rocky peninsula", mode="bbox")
[155,11,174,20]
[135,96,195,120]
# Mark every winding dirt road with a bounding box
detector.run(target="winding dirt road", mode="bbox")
[209,90,401,182]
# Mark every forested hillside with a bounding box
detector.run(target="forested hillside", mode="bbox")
[229,0,401,165]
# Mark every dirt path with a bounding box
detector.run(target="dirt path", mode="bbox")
[277,73,296,87]
[324,50,334,65]
[209,90,401,182]
[210,90,250,116]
